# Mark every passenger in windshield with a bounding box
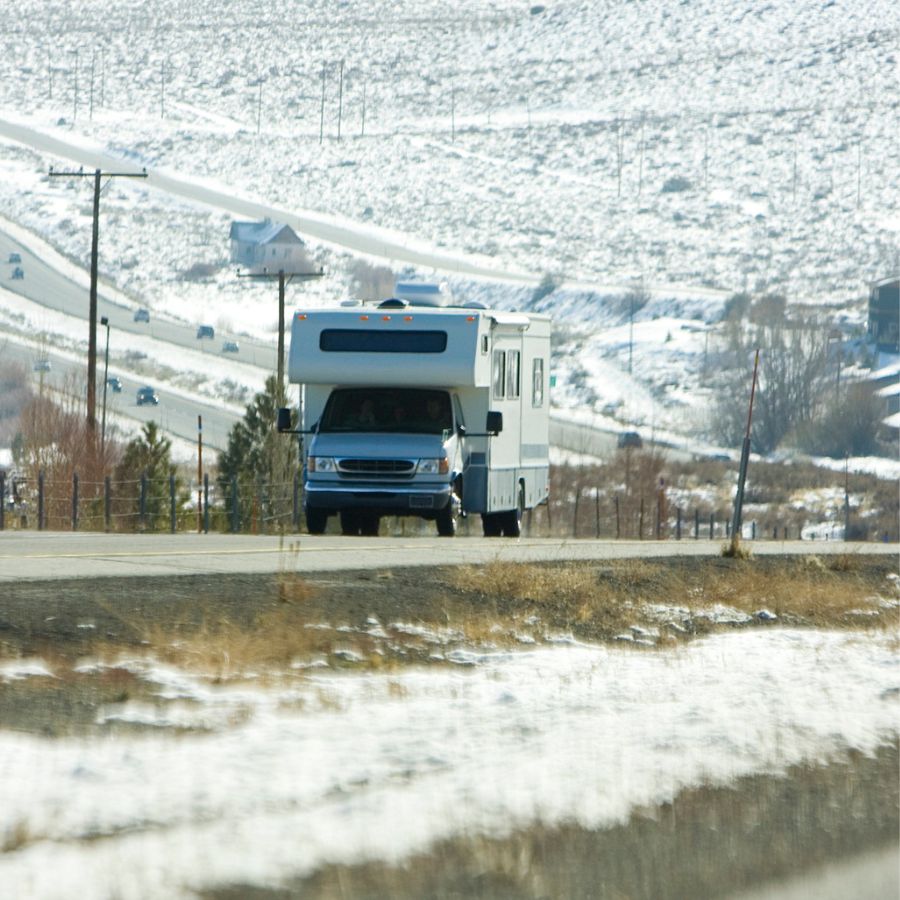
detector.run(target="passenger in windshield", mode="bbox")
[354,398,377,428]
[423,397,451,432]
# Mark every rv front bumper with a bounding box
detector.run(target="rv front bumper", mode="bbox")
[304,482,453,513]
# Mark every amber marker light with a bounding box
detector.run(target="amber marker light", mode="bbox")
[359,315,369,320]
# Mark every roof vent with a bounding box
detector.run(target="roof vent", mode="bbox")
[377,298,409,309]
[394,281,453,307]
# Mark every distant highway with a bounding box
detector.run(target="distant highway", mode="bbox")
[0,339,238,451]
[0,117,536,284]
[0,227,276,369]
[0,532,894,583]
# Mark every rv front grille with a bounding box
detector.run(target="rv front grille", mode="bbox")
[337,458,416,478]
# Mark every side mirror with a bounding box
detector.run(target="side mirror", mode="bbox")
[276,407,292,433]
[456,424,467,438]
[486,411,503,435]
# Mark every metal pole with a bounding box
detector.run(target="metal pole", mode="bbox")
[203,473,210,534]
[0,471,4,531]
[101,316,110,452]
[197,415,203,533]
[277,271,285,396]
[87,169,100,432]
[38,471,44,531]
[231,475,239,533]
[730,349,760,554]
[169,473,176,533]
[140,471,147,531]
[105,475,111,531]
[72,472,79,531]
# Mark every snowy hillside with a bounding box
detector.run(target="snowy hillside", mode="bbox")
[0,0,897,439]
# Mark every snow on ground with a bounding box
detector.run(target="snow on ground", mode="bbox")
[0,628,897,898]
[0,0,896,453]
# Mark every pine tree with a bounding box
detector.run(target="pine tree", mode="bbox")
[217,376,298,530]
[114,421,176,530]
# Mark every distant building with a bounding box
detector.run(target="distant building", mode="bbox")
[229,220,310,274]
[867,276,899,353]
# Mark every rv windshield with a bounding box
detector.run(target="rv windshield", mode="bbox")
[320,388,453,435]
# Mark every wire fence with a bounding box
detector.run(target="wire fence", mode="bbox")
[0,470,302,535]
[0,467,864,542]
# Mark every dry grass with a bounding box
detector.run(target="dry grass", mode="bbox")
[450,556,899,637]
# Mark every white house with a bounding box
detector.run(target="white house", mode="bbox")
[229,220,311,273]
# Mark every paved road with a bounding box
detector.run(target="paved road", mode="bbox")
[0,339,238,451]
[0,117,535,284]
[1,531,894,582]
[0,226,275,369]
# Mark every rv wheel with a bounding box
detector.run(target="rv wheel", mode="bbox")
[481,513,502,537]
[340,510,362,536]
[305,509,328,535]
[360,513,381,536]
[502,486,525,538]
[436,499,458,537]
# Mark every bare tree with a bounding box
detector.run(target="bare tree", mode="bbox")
[714,308,830,453]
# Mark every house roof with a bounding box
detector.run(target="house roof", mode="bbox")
[229,220,304,246]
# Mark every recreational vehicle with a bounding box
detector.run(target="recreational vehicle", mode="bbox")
[280,295,551,537]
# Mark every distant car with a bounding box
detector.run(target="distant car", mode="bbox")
[617,431,643,450]
[134,308,150,323]
[136,385,159,406]
[11,266,24,280]
[222,340,239,353]
[32,358,51,373]
[196,324,215,340]
[8,252,21,263]
[107,376,123,393]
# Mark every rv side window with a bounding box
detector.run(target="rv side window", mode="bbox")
[492,350,506,399]
[506,350,520,399]
[532,358,544,407]
[319,329,447,353]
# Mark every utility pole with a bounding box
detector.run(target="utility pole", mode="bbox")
[72,49,79,123]
[628,290,634,375]
[237,267,324,396]
[451,86,456,141]
[48,166,148,433]
[360,82,366,137]
[319,61,326,144]
[337,59,344,139]
[89,53,95,120]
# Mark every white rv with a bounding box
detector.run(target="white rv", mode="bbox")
[282,294,551,537]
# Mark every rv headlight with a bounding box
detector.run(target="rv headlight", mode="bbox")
[308,456,336,473]
[417,458,449,475]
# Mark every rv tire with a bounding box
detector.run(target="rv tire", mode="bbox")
[360,513,380,536]
[436,501,458,537]
[481,513,502,537]
[305,509,328,535]
[340,510,362,536]
[502,485,525,538]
